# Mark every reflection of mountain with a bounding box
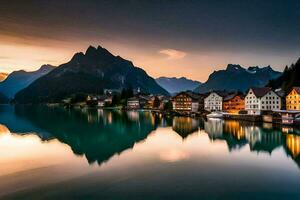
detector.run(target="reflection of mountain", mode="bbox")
[0,105,53,140]
[172,117,199,139]
[1,105,159,165]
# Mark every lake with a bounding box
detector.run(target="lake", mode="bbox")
[0,105,300,200]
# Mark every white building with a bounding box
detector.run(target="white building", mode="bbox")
[245,87,282,115]
[204,92,224,111]
[127,97,140,109]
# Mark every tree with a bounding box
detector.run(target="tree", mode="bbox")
[153,96,160,108]
[163,101,173,111]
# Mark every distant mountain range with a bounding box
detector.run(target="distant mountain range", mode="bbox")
[268,57,300,93]
[0,73,8,82]
[156,77,201,94]
[15,45,169,103]
[194,64,282,93]
[0,65,55,99]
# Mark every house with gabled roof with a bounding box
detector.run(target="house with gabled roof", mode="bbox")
[204,91,228,111]
[245,87,281,115]
[172,91,201,112]
[286,87,300,111]
[223,92,245,113]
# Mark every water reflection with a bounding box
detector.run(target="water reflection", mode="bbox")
[2,105,300,199]
[0,106,162,165]
[1,105,300,168]
[204,118,300,167]
[172,117,199,139]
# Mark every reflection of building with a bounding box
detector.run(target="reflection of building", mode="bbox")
[172,117,199,138]
[286,134,300,158]
[172,92,201,112]
[245,126,283,154]
[223,93,245,113]
[285,133,300,168]
[223,121,246,140]
[204,119,224,139]
[205,120,248,151]
[245,87,281,115]
[286,87,300,110]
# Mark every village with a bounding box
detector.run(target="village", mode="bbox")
[82,87,300,126]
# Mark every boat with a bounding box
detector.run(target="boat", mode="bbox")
[207,111,224,119]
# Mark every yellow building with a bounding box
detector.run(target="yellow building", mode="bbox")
[286,87,300,110]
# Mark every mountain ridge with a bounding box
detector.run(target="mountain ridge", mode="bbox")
[156,76,201,94]
[268,57,300,93]
[15,45,169,103]
[0,65,55,99]
[194,64,281,93]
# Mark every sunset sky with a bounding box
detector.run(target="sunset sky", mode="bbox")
[0,0,299,82]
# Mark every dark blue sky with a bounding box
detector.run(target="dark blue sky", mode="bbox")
[0,0,299,81]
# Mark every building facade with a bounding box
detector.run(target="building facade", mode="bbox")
[172,92,200,112]
[204,92,224,111]
[245,87,282,115]
[286,87,300,111]
[127,97,140,109]
[223,94,245,113]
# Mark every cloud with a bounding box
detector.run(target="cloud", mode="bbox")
[159,49,187,59]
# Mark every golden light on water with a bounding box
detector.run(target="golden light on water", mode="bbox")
[286,134,300,158]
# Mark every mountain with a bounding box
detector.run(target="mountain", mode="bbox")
[156,76,201,94]
[15,45,169,103]
[268,58,300,93]
[0,73,8,82]
[0,65,55,99]
[194,64,281,93]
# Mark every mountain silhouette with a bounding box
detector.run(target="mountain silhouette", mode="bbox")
[194,64,281,93]
[0,65,54,99]
[156,77,201,94]
[15,45,169,103]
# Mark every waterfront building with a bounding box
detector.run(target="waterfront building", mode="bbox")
[172,92,201,112]
[223,93,245,113]
[97,95,112,107]
[273,110,300,125]
[245,87,282,115]
[204,92,227,111]
[286,87,300,111]
[127,97,140,109]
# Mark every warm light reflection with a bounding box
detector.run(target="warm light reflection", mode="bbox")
[286,134,300,158]
[0,124,10,135]
[223,121,246,140]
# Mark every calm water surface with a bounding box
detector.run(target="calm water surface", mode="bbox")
[0,105,300,200]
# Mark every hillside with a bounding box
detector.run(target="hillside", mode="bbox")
[15,46,169,103]
[0,65,55,99]
[268,58,300,92]
[194,64,281,93]
[156,77,201,94]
